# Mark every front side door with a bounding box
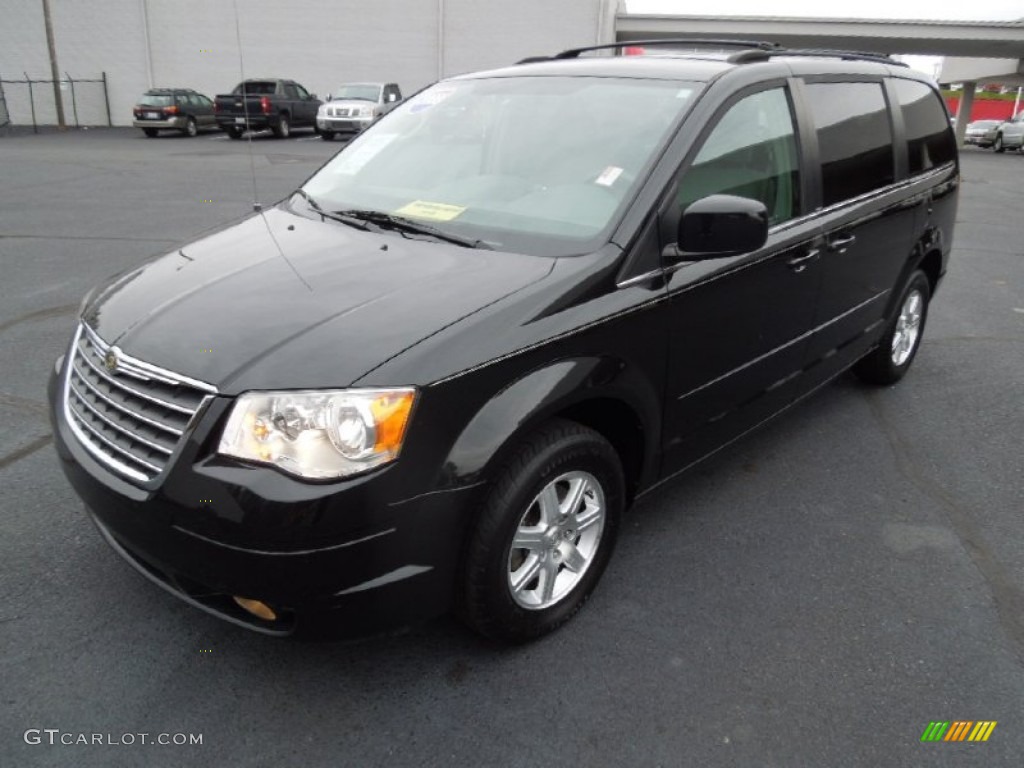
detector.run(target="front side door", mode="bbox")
[660,84,823,474]
[196,94,215,126]
[292,83,317,125]
[1002,111,1024,147]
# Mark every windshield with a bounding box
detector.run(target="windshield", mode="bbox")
[332,85,383,102]
[303,76,700,256]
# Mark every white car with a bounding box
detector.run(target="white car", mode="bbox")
[964,119,1000,147]
[994,111,1024,153]
[316,82,403,141]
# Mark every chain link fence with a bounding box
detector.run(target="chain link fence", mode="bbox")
[0,73,111,132]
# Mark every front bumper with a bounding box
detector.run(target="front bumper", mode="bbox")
[48,361,477,638]
[316,116,371,133]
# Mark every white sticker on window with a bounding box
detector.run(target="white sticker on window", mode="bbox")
[594,166,624,187]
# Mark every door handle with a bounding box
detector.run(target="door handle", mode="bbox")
[786,249,819,273]
[827,233,856,253]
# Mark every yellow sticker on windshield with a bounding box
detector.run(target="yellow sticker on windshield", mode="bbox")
[395,200,467,222]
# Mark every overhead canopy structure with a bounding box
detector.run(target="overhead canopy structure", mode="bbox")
[616,14,1024,59]
[615,13,1024,140]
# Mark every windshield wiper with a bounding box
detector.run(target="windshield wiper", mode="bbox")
[332,209,492,249]
[292,190,370,231]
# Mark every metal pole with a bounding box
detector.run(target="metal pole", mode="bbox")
[66,71,78,127]
[102,71,112,126]
[139,0,154,89]
[1014,86,1022,118]
[41,0,67,129]
[25,72,38,133]
[436,0,444,81]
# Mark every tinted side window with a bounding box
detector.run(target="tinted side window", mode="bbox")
[283,83,299,99]
[294,84,310,100]
[806,82,894,206]
[678,87,800,226]
[893,79,955,175]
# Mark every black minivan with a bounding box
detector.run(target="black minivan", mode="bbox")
[50,42,958,643]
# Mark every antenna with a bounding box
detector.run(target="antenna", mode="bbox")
[228,0,311,292]
[231,0,260,212]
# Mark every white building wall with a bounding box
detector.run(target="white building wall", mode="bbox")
[1,0,607,127]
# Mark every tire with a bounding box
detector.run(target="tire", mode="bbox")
[457,419,624,643]
[182,117,197,137]
[225,126,243,140]
[321,131,335,141]
[853,269,931,386]
[272,113,290,139]
[143,128,158,138]
[994,135,1005,153]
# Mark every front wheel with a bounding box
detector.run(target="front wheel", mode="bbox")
[272,114,290,138]
[457,420,624,643]
[994,135,1005,153]
[853,269,931,385]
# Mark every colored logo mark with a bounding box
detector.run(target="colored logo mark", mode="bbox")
[920,721,997,742]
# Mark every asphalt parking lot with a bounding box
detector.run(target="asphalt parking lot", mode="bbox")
[1,130,1022,767]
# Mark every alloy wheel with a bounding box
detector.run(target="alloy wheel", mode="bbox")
[507,470,605,610]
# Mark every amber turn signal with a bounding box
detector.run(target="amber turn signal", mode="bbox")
[233,596,277,621]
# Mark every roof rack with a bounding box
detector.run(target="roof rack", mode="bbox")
[729,48,907,67]
[516,40,909,69]
[550,38,780,60]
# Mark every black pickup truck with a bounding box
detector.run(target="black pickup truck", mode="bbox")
[214,79,322,139]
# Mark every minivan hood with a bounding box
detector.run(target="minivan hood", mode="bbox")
[83,205,553,393]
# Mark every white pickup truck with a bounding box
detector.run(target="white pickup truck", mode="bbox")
[316,82,403,141]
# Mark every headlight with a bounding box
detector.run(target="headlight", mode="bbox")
[218,388,416,480]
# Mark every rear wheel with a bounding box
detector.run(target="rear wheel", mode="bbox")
[272,114,290,138]
[457,420,624,643]
[143,128,158,138]
[994,134,1005,153]
[853,269,931,385]
[225,126,243,140]
[182,117,197,137]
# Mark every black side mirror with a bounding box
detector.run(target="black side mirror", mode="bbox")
[668,194,769,261]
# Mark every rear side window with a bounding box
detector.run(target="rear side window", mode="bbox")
[806,82,894,206]
[235,81,277,95]
[893,79,956,175]
[678,87,801,226]
[140,94,172,107]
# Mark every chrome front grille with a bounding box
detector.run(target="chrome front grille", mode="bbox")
[63,324,216,483]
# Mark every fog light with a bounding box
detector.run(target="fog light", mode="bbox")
[233,596,277,621]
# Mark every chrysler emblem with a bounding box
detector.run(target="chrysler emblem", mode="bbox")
[104,349,120,372]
